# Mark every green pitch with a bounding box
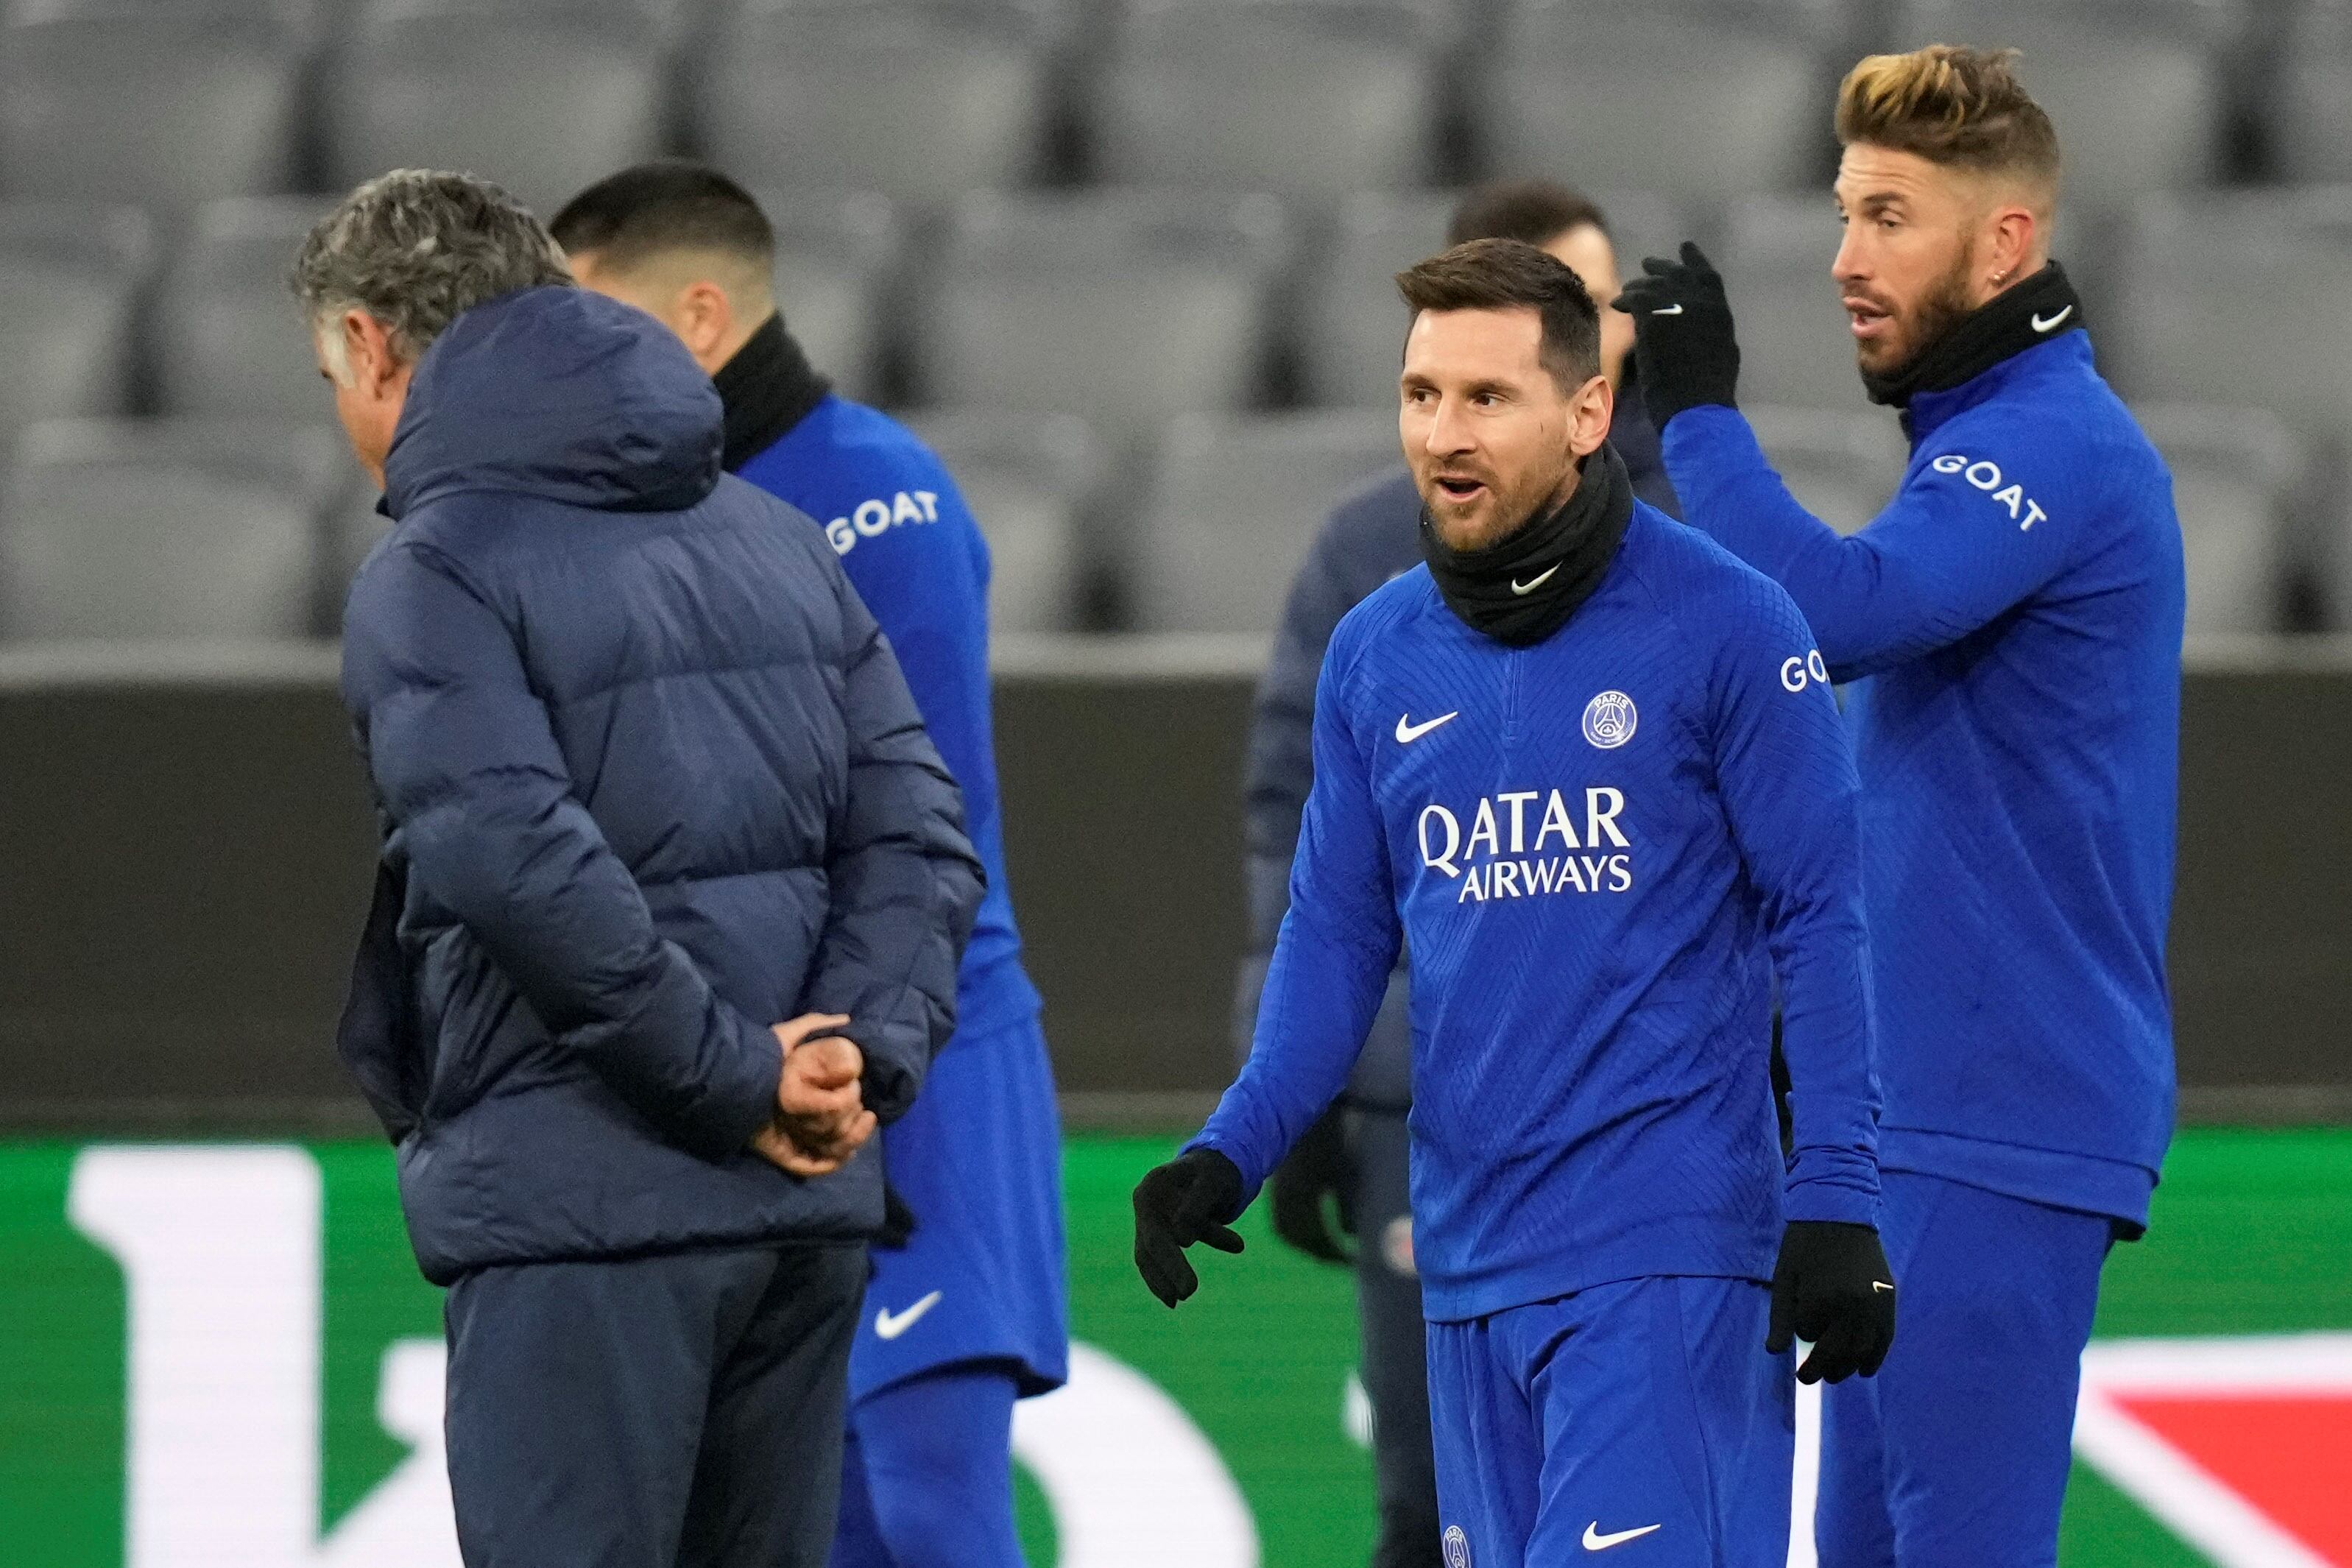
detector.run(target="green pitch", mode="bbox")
[1040,1130,2352,1567]
[0,1129,2343,1567]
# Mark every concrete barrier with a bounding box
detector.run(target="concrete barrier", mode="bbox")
[0,635,2345,1130]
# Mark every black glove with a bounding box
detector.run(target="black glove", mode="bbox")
[1612,240,1741,429]
[1767,1220,1897,1385]
[1132,1148,1246,1307]
[1268,1108,1356,1265]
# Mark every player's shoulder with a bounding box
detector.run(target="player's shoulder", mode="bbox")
[750,395,986,565]
[1916,337,2166,505]
[786,394,961,495]
[1616,502,1809,645]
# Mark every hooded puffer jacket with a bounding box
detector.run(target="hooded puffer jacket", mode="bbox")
[337,286,983,1284]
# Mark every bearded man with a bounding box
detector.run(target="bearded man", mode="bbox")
[1620,44,2186,1568]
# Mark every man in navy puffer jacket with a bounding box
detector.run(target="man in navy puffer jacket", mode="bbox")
[303,171,983,1568]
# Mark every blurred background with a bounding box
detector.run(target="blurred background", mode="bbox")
[0,1,2348,1564]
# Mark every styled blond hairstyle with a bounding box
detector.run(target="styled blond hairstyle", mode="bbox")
[1836,46,2060,197]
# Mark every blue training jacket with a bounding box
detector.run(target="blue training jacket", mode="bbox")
[1196,503,1880,1322]
[1661,328,2183,1229]
[336,288,984,1285]
[1237,386,1680,1110]
[735,394,1041,1040]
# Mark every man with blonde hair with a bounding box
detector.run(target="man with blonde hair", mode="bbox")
[1620,46,2183,1568]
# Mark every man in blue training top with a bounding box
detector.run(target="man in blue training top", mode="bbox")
[1136,239,1897,1568]
[1240,178,1684,1568]
[556,163,1067,1568]
[1616,46,2185,1568]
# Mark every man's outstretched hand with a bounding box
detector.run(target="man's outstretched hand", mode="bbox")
[1767,1220,1898,1385]
[1133,1148,1246,1307]
[749,1014,877,1177]
[1612,240,1742,431]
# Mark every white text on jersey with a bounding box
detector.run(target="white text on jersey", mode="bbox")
[1419,788,1634,903]
[1928,453,2048,531]
[824,490,940,556]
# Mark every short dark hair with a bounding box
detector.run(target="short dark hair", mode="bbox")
[1396,238,1602,392]
[1447,179,1610,250]
[548,160,773,273]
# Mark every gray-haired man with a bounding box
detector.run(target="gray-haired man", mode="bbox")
[306,170,982,1567]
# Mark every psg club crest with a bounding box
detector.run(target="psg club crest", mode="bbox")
[1443,1525,1472,1568]
[1582,690,1637,749]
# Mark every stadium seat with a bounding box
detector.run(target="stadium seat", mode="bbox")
[1477,1,1839,198]
[2108,191,2352,459]
[701,0,1053,207]
[2137,403,2306,636]
[1297,188,1700,408]
[321,12,667,216]
[916,191,1293,454]
[905,409,1106,633]
[1090,0,1447,200]
[8,0,327,24]
[356,0,691,26]
[155,198,340,423]
[0,204,155,443]
[0,13,300,205]
[2275,0,2352,185]
[1740,405,1908,537]
[1890,1,2235,194]
[0,420,344,641]
[1715,197,1874,413]
[1132,410,1399,632]
[746,189,905,404]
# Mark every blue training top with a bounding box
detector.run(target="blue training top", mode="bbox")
[737,393,1042,1040]
[1196,503,1882,1322]
[1661,329,2183,1229]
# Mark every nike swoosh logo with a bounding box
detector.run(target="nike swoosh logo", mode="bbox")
[1873,1280,1896,1293]
[874,1290,942,1341]
[1583,1522,1662,1551]
[1395,711,1459,744]
[2031,306,2073,333]
[1650,303,1684,316]
[1511,563,1561,596]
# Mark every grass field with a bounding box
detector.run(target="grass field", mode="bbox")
[0,1128,2344,1566]
[1041,1128,2352,1567]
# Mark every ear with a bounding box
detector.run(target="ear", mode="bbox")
[340,309,404,395]
[1983,203,2041,293]
[674,280,735,362]
[1565,372,1614,459]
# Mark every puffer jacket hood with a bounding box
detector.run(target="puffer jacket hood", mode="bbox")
[383,286,722,520]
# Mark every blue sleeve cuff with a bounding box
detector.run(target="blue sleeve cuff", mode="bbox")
[1783,1169,1881,1228]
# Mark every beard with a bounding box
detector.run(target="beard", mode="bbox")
[1854,239,1978,378]
[1420,455,1580,553]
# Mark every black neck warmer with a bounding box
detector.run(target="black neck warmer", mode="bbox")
[1420,442,1634,648]
[1862,261,2083,409]
[713,311,833,473]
